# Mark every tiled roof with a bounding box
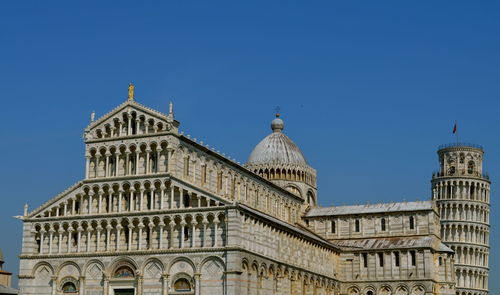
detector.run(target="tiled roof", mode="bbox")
[330,236,453,252]
[306,201,434,217]
[238,203,340,250]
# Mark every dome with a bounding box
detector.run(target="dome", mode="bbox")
[247,115,308,166]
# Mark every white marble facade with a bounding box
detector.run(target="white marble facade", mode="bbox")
[17,92,490,295]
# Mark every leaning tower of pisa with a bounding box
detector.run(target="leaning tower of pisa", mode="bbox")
[431,143,491,295]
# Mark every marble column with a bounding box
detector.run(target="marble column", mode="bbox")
[194,273,201,295]
[116,224,122,251]
[162,274,170,295]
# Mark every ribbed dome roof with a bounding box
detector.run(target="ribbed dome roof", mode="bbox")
[247,115,308,166]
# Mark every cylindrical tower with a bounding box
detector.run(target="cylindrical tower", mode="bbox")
[431,143,490,295]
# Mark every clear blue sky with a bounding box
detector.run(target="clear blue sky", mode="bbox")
[0,1,499,291]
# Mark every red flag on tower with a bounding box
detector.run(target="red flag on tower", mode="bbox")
[452,122,457,134]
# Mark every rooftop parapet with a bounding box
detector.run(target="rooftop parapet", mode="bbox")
[438,142,483,151]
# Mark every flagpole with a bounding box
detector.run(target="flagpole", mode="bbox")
[454,121,459,145]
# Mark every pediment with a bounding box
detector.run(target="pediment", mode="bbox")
[28,181,84,218]
[84,100,179,141]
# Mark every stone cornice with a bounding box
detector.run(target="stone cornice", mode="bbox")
[342,278,455,284]
[25,205,234,223]
[85,131,176,144]
[443,242,490,249]
[453,264,490,271]
[83,173,172,184]
[20,246,229,260]
[435,199,491,206]
[431,175,491,184]
[438,220,490,227]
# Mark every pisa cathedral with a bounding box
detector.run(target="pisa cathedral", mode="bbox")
[17,86,490,295]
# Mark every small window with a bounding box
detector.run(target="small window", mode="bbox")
[174,278,191,292]
[217,171,223,192]
[381,218,386,231]
[439,256,443,266]
[184,156,190,177]
[394,252,400,267]
[201,165,207,184]
[409,216,415,229]
[410,251,416,266]
[355,219,360,232]
[367,291,374,295]
[378,253,384,267]
[331,221,336,233]
[362,253,368,268]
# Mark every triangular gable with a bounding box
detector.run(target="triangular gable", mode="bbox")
[85,100,178,135]
[28,181,83,218]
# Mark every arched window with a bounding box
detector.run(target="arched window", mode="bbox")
[306,191,315,206]
[367,291,374,295]
[409,216,415,229]
[381,218,386,231]
[331,220,336,234]
[62,282,77,293]
[114,266,135,278]
[174,278,192,292]
[468,161,475,174]
[448,166,456,175]
[355,219,360,232]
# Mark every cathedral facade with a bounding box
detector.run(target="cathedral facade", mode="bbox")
[17,88,490,295]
